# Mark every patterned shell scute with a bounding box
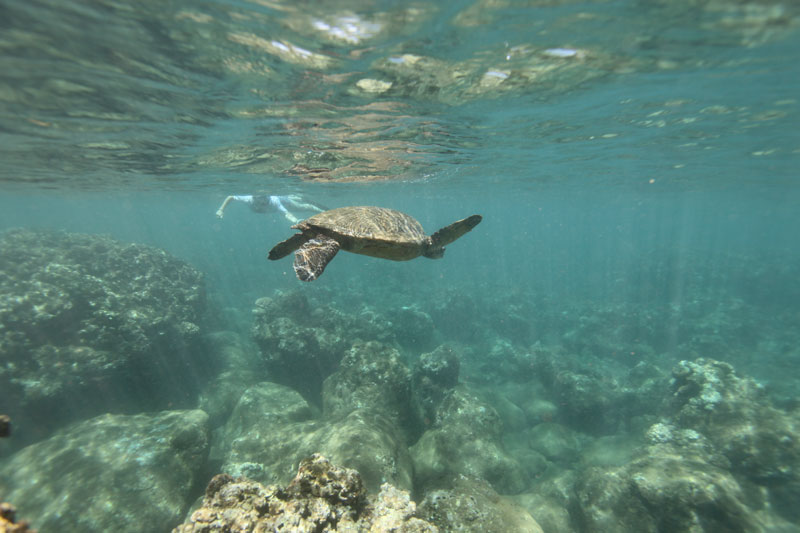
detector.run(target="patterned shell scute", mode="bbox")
[304,206,426,244]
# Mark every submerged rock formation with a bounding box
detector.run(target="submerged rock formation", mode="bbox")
[419,476,543,533]
[251,291,394,405]
[0,229,215,445]
[411,386,530,495]
[174,454,436,532]
[215,377,414,493]
[0,409,209,533]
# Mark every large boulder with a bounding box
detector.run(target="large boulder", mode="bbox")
[215,381,413,492]
[0,229,214,445]
[0,409,209,533]
[419,476,543,532]
[410,386,530,494]
[666,358,800,523]
[574,441,761,532]
[323,340,415,432]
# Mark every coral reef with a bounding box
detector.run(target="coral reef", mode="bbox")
[173,454,436,532]
[0,229,215,445]
[0,409,209,533]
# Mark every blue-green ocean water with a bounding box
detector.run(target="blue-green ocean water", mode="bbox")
[1,0,800,531]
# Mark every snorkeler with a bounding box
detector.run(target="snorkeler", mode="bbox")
[215,194,325,224]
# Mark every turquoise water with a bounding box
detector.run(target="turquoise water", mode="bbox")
[1,0,800,531]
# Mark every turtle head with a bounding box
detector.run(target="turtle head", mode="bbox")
[423,239,445,259]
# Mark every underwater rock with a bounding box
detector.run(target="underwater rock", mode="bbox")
[173,454,437,532]
[525,422,583,465]
[527,345,666,436]
[216,382,413,493]
[214,381,315,484]
[323,340,414,430]
[410,386,530,495]
[386,305,437,352]
[513,469,580,533]
[0,409,209,533]
[666,358,800,523]
[251,290,394,405]
[412,344,461,426]
[0,229,214,445]
[574,442,762,532]
[669,358,800,480]
[419,476,543,533]
[196,331,265,428]
[429,290,481,343]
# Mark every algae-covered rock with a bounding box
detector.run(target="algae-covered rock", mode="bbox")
[323,340,414,430]
[525,422,583,465]
[0,409,209,533]
[412,344,461,425]
[669,358,800,479]
[251,291,394,405]
[0,229,213,444]
[411,387,530,494]
[216,382,413,492]
[574,443,761,532]
[667,358,800,523]
[419,476,543,533]
[173,454,437,532]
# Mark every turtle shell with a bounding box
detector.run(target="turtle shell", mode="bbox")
[299,206,428,260]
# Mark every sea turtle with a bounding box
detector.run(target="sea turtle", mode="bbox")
[268,206,482,281]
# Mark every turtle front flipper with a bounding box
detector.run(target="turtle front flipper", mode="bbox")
[428,215,482,256]
[269,233,309,260]
[293,236,341,281]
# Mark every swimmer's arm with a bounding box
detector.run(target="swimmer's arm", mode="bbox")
[273,197,300,224]
[216,196,235,219]
[285,195,324,212]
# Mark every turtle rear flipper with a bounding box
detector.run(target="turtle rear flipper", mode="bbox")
[269,233,309,260]
[294,236,341,281]
[430,214,482,248]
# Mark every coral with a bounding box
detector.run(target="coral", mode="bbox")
[173,454,436,532]
[419,476,543,533]
[0,229,214,445]
[0,410,209,533]
[0,503,35,533]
